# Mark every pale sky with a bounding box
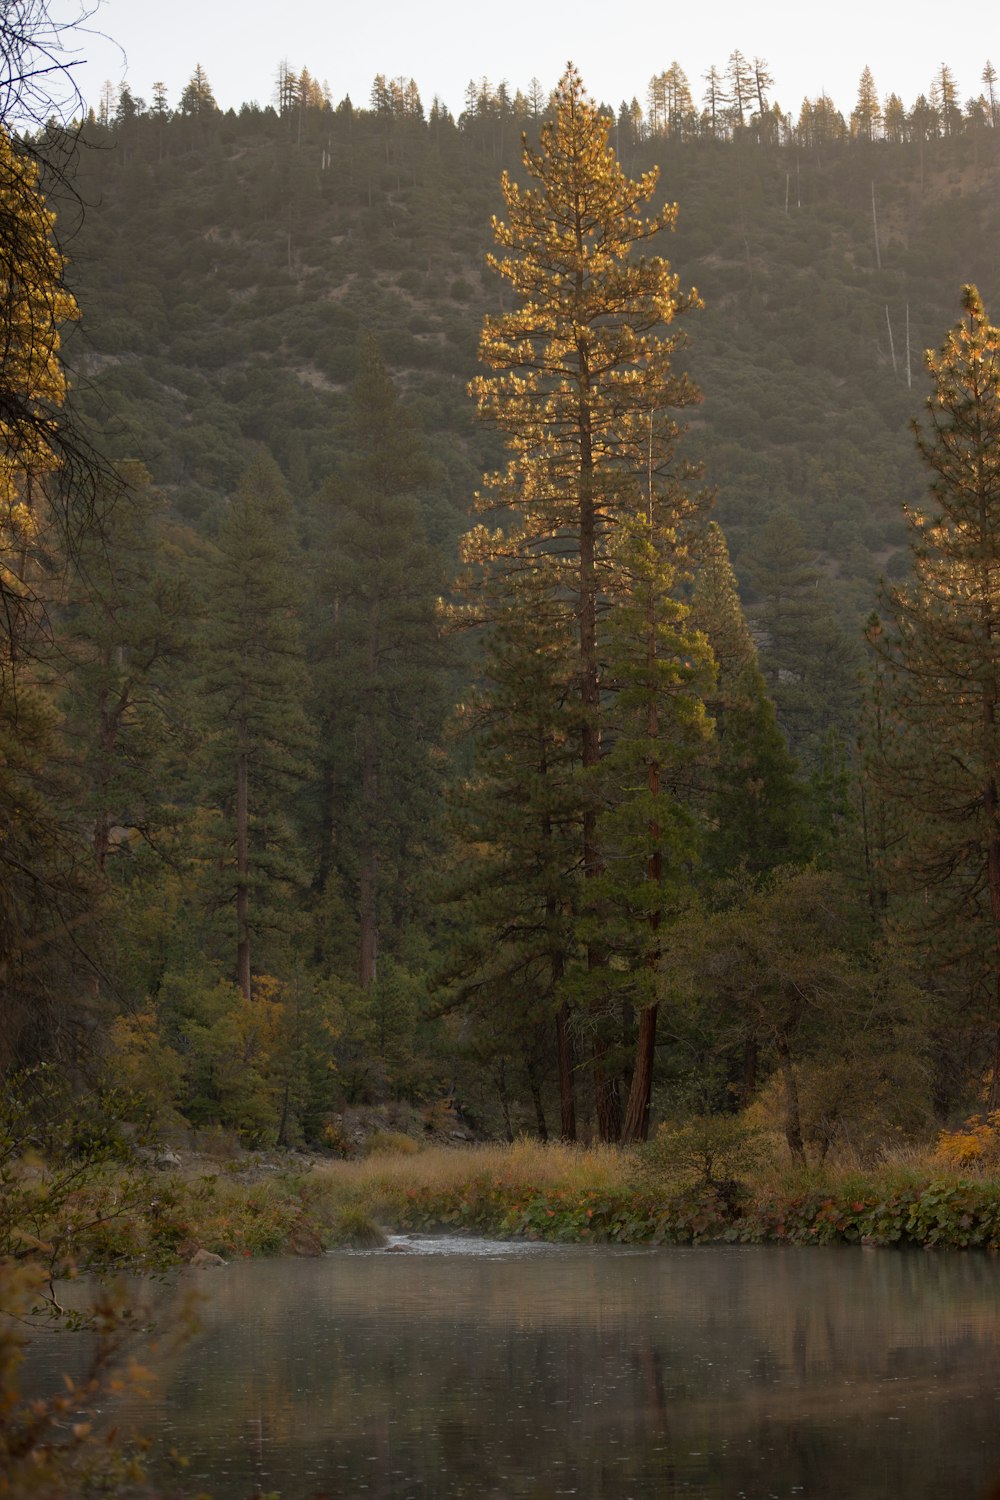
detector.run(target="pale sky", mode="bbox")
[68,0,996,121]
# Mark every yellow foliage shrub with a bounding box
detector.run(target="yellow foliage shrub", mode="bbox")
[933,1112,1000,1168]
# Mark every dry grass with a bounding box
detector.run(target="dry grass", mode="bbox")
[305,1139,632,1215]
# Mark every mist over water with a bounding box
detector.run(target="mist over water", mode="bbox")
[20,1242,1000,1498]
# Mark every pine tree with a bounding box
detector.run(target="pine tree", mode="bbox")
[64,466,194,874]
[751,58,774,120]
[701,66,727,138]
[724,50,754,129]
[851,67,882,141]
[983,62,999,127]
[600,498,715,1142]
[870,287,1000,1107]
[0,123,102,1068]
[310,339,447,991]
[446,552,581,1137]
[931,64,961,136]
[691,522,810,880]
[178,64,217,116]
[199,450,313,999]
[749,511,861,763]
[462,65,709,1141]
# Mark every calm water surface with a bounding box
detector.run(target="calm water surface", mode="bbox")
[20,1238,1000,1499]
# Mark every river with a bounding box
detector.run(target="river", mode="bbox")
[18,1236,1000,1498]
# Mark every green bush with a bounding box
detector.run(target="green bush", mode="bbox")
[638,1115,769,1193]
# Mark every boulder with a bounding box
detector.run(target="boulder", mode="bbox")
[189,1248,226,1268]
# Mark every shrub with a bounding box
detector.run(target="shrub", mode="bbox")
[365,1131,420,1157]
[933,1112,1000,1169]
[328,1204,386,1248]
[638,1115,768,1196]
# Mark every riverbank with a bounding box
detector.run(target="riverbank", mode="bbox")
[319,1140,1000,1253]
[9,1136,1000,1277]
[27,1137,1000,1267]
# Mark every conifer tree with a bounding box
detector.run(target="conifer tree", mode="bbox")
[64,466,194,874]
[870,287,1000,1107]
[983,62,999,126]
[601,500,715,1142]
[311,339,446,991]
[448,541,581,1137]
[724,50,754,129]
[462,65,709,1140]
[852,67,882,141]
[691,522,810,880]
[178,64,217,116]
[199,450,313,1000]
[0,123,100,1067]
[749,510,861,763]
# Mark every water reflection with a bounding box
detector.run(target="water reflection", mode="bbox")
[19,1241,1000,1498]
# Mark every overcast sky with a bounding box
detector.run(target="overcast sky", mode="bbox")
[69,0,996,121]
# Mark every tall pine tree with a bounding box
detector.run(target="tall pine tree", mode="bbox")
[460,65,711,1141]
[311,339,447,991]
[199,449,313,999]
[870,287,1000,1108]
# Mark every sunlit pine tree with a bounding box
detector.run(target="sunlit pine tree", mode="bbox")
[869,286,1000,1108]
[465,64,707,1141]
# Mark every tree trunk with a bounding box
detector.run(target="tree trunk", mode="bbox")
[593,1040,622,1143]
[526,1052,549,1141]
[555,997,576,1141]
[775,1031,805,1165]
[621,1003,658,1143]
[622,514,665,1149]
[741,1035,758,1106]
[236,743,251,1002]
[985,793,1000,1112]
[496,1058,514,1143]
[359,598,380,990]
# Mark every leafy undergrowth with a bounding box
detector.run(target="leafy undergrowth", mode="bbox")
[13,1138,1000,1271]
[366,1173,1000,1251]
[302,1138,1000,1253]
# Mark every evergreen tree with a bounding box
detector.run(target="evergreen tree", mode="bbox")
[983,62,998,127]
[0,124,101,1068]
[931,64,961,136]
[748,510,862,763]
[178,64,217,116]
[198,449,313,999]
[462,65,709,1141]
[751,58,774,121]
[311,339,447,992]
[599,498,715,1141]
[691,523,810,880]
[63,466,194,874]
[869,286,1000,1108]
[852,67,882,141]
[701,66,726,137]
[725,50,754,129]
[447,542,581,1137]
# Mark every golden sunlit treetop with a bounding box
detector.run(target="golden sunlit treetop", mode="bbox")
[0,126,79,626]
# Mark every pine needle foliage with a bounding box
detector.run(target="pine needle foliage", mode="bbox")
[455,66,713,1142]
[869,286,1000,1107]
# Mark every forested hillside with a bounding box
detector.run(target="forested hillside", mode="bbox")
[6,59,1000,1150]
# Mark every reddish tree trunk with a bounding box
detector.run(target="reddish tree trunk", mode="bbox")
[555,997,576,1142]
[236,745,251,1002]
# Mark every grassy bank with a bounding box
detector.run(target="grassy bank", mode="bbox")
[304,1138,1000,1253]
[10,1135,1000,1277]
